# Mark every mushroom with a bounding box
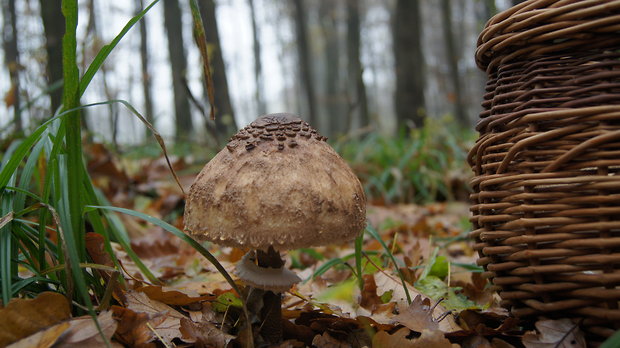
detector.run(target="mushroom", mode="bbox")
[184,113,366,343]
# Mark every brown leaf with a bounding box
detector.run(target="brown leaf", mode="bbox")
[179,317,234,348]
[54,310,117,348]
[6,322,70,348]
[393,295,439,332]
[359,274,382,311]
[136,285,214,306]
[124,291,184,345]
[413,329,460,348]
[111,306,155,348]
[372,328,416,348]
[374,327,459,348]
[522,319,585,348]
[0,292,71,346]
[311,332,351,348]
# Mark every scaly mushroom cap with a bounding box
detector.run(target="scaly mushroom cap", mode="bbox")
[184,113,366,251]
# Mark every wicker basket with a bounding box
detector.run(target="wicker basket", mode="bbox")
[468,0,620,339]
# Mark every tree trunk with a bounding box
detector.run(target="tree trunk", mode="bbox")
[2,0,21,133]
[248,0,266,116]
[39,0,64,114]
[198,0,237,139]
[346,0,369,130]
[319,1,344,137]
[440,0,467,126]
[163,0,193,142]
[136,0,155,140]
[292,0,317,125]
[392,0,425,129]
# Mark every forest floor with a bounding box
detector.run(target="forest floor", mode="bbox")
[1,144,592,348]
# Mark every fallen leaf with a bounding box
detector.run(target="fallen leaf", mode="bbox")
[0,292,71,346]
[136,285,214,306]
[179,317,234,348]
[372,328,416,348]
[522,319,585,348]
[54,310,117,347]
[312,331,351,348]
[111,306,156,348]
[6,322,70,348]
[393,295,439,332]
[360,274,382,311]
[413,329,459,348]
[124,291,184,345]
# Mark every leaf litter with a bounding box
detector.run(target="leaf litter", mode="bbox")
[4,148,591,347]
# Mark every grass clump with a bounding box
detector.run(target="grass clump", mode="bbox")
[336,116,475,205]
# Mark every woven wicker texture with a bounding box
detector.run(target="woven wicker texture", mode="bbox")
[468,0,620,339]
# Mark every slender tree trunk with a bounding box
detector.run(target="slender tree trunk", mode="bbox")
[198,0,237,138]
[319,1,343,136]
[392,0,425,129]
[346,0,368,130]
[163,0,193,142]
[248,0,266,116]
[2,0,21,133]
[39,0,64,114]
[440,0,467,126]
[136,0,155,140]
[292,0,317,125]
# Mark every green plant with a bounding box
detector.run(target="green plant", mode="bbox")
[0,2,249,334]
[336,116,475,204]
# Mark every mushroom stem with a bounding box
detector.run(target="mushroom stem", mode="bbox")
[255,246,284,344]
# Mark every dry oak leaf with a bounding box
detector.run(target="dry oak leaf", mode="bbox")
[393,295,439,332]
[124,291,185,345]
[179,317,234,348]
[111,306,156,348]
[136,285,214,306]
[522,319,586,348]
[311,332,352,348]
[54,310,118,348]
[6,322,70,348]
[360,274,382,311]
[0,292,71,347]
[373,328,459,348]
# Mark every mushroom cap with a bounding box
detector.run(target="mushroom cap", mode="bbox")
[183,113,366,251]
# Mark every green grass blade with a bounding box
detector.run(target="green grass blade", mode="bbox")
[78,0,160,97]
[365,224,411,304]
[85,205,253,346]
[601,330,620,348]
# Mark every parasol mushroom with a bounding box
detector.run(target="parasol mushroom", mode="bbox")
[184,113,366,343]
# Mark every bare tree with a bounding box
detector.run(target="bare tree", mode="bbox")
[346,0,368,130]
[440,0,467,125]
[292,0,317,125]
[319,0,345,136]
[198,0,237,138]
[248,0,266,116]
[135,0,155,140]
[393,0,425,128]
[163,0,193,142]
[39,0,64,114]
[2,0,21,133]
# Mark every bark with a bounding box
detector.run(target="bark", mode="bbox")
[163,0,193,142]
[248,0,266,115]
[440,0,467,125]
[136,0,155,140]
[198,0,237,138]
[292,0,317,125]
[2,0,21,133]
[392,0,425,128]
[319,1,344,136]
[39,0,64,114]
[346,0,369,130]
